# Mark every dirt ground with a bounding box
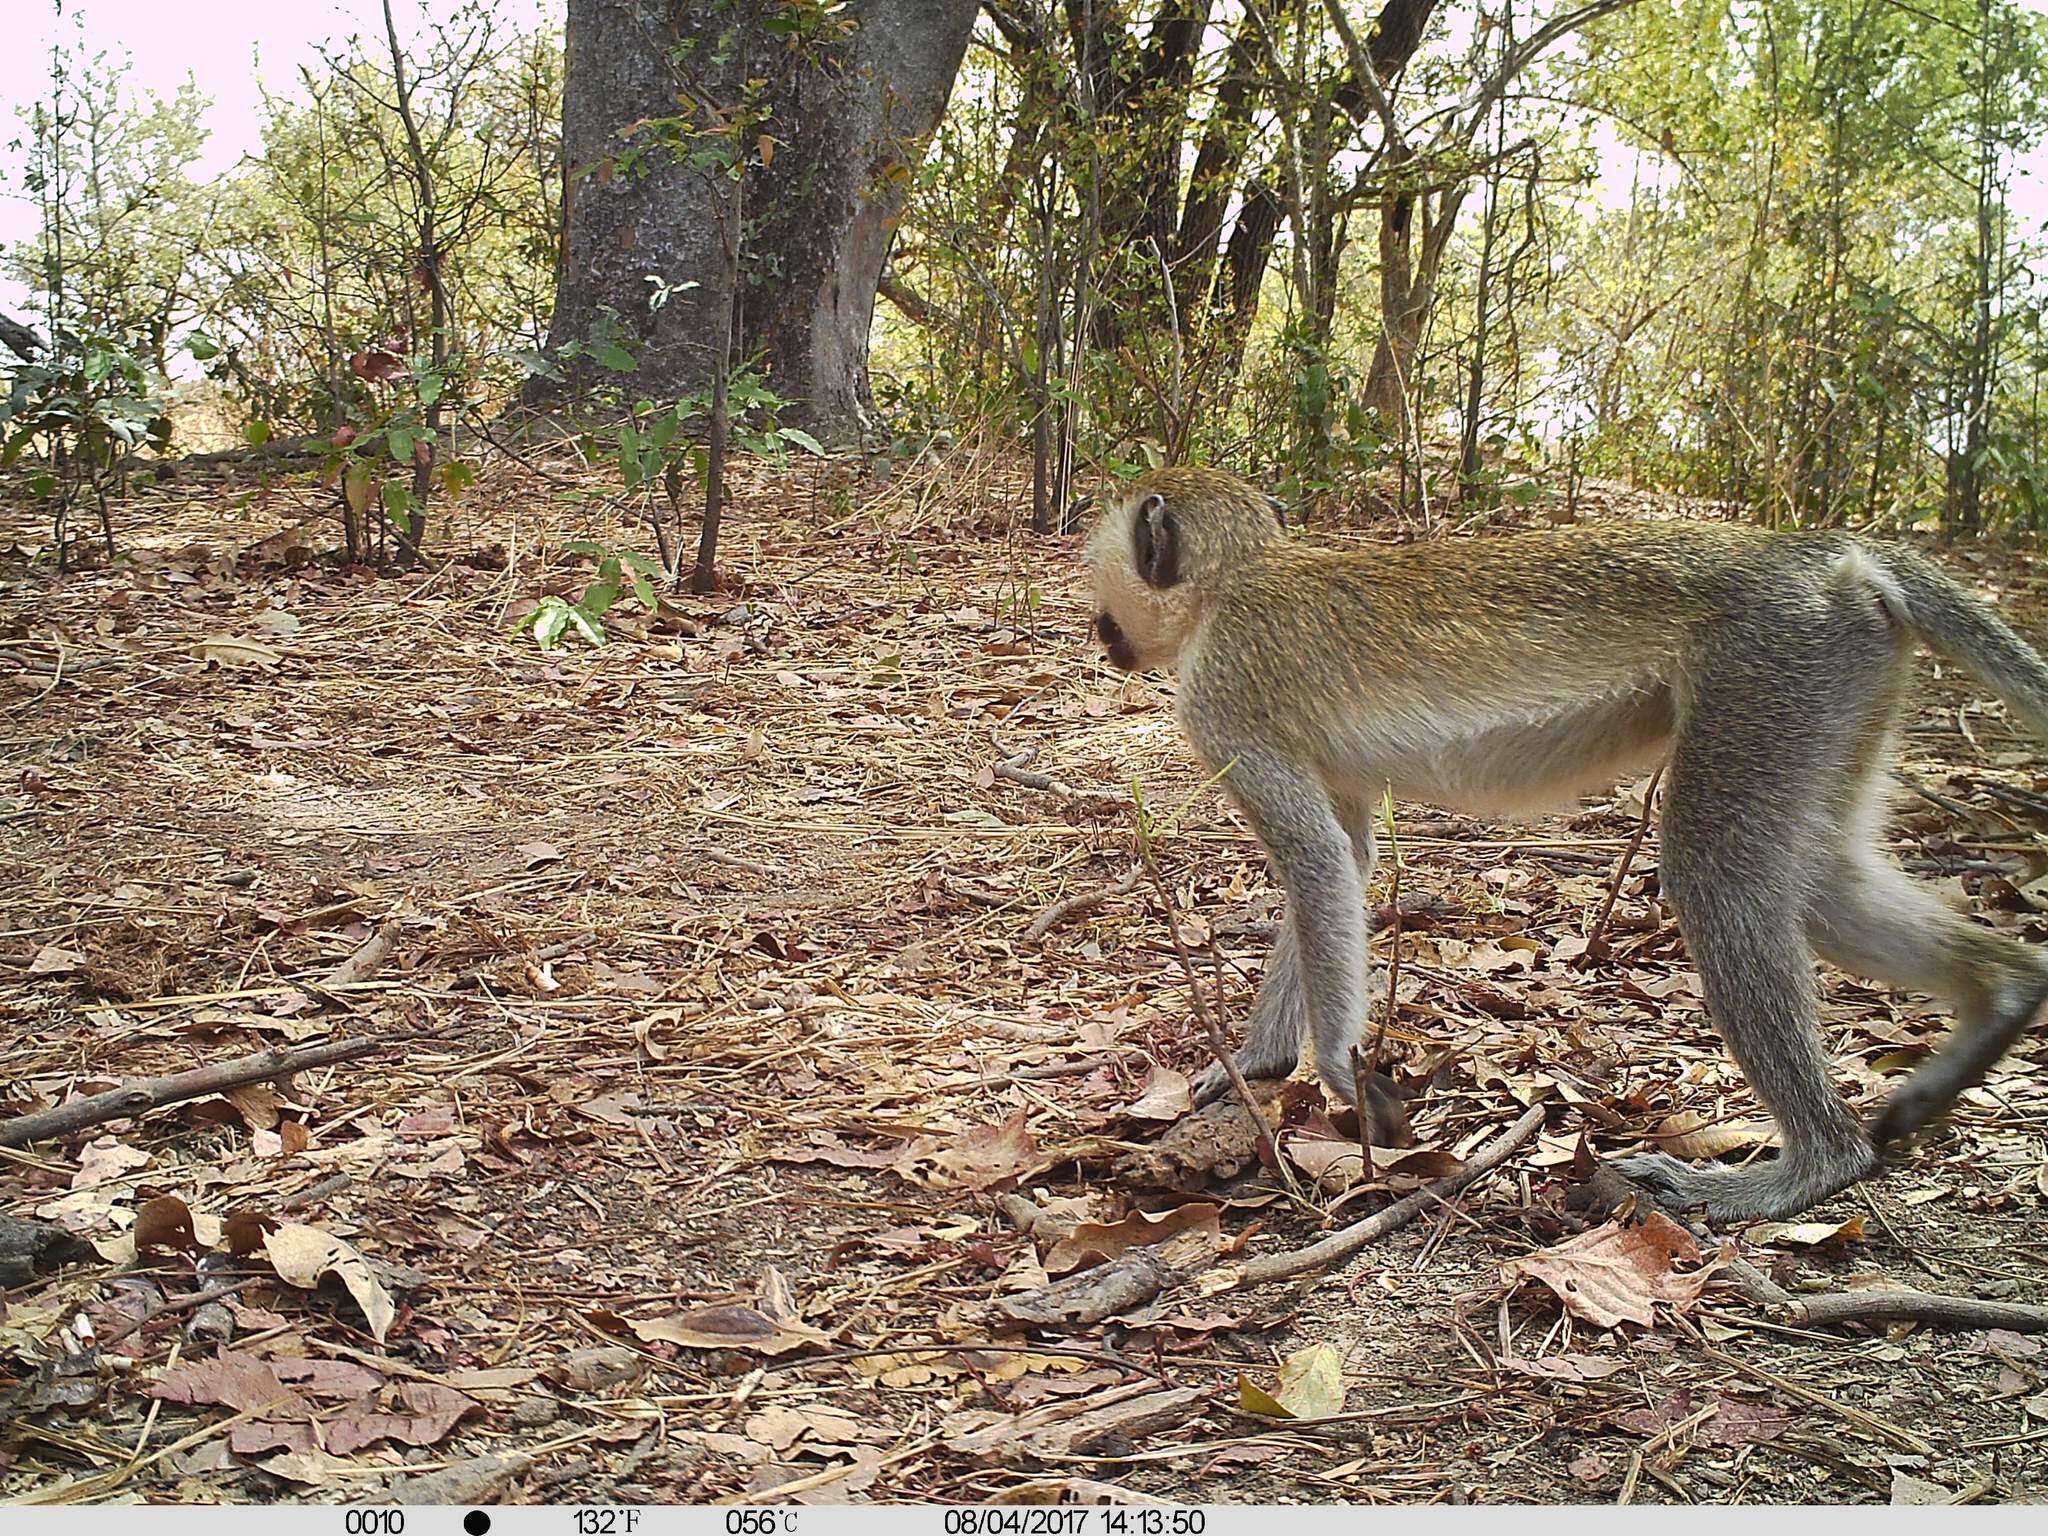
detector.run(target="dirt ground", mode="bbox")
[2,450,2046,1505]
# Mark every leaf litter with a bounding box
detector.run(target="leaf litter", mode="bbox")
[1,449,2045,1501]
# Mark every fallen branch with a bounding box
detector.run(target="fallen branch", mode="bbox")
[999,1104,1546,1328]
[1211,1103,1547,1293]
[1582,1163,2048,1333]
[1024,866,1141,943]
[313,919,402,992]
[0,1036,385,1149]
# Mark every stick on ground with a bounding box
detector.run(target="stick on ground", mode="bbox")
[0,1036,385,1149]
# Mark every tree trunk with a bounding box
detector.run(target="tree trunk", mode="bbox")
[533,0,978,443]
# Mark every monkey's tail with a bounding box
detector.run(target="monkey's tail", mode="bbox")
[1870,544,2048,743]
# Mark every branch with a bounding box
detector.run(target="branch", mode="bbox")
[1430,0,1643,155]
[1320,0,1404,148]
[0,1037,389,1149]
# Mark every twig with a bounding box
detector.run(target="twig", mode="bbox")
[1587,766,1661,952]
[990,728,1128,816]
[1211,1103,1545,1293]
[1356,794,1406,1178]
[1136,841,1282,1177]
[1671,1315,1933,1455]
[313,918,401,992]
[98,1282,248,1349]
[1586,1164,2048,1333]
[0,1036,387,1149]
[1024,866,1140,943]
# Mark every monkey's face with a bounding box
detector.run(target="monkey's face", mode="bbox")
[1084,485,1198,673]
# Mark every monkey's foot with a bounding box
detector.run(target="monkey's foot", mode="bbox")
[1190,1048,1299,1107]
[1609,1147,1873,1227]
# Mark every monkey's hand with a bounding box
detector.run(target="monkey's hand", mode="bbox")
[1190,1046,1298,1108]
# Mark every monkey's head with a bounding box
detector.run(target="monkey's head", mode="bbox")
[1085,466,1287,672]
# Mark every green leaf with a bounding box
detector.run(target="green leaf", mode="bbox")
[244,420,273,448]
[533,600,571,649]
[186,334,221,361]
[388,429,415,465]
[780,427,825,456]
[594,342,638,373]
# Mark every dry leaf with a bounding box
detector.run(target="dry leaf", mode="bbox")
[1743,1215,1865,1248]
[262,1222,396,1342]
[326,1382,477,1455]
[903,1111,1051,1191]
[626,1303,828,1356]
[1238,1342,1346,1419]
[151,1353,310,1419]
[1042,1203,1221,1275]
[1501,1212,1732,1328]
[29,944,84,976]
[196,635,284,669]
[134,1195,197,1254]
[1646,1110,1777,1161]
[1505,1352,1626,1382]
[1122,1066,1192,1121]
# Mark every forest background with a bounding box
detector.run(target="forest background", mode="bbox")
[4,0,2047,571]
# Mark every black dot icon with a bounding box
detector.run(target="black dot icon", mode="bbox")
[463,1513,492,1535]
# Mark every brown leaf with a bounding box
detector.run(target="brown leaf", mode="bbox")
[905,1111,1050,1191]
[626,1303,828,1356]
[151,1353,310,1419]
[263,1223,396,1342]
[29,944,84,976]
[1043,1203,1221,1275]
[326,1382,477,1454]
[223,1208,278,1255]
[1504,1352,1626,1382]
[1743,1215,1865,1249]
[1647,1110,1776,1161]
[134,1195,197,1255]
[1501,1212,1732,1328]
[1700,1394,1792,1445]
[543,1345,647,1392]
[1122,1066,1192,1121]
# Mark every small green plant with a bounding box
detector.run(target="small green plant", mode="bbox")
[519,539,661,650]
[322,343,467,566]
[0,324,169,567]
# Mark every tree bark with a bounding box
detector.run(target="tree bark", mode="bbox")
[533,0,978,443]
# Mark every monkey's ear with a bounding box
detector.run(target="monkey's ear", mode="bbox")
[1133,492,1180,588]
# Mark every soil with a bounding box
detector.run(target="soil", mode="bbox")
[1,452,2044,1505]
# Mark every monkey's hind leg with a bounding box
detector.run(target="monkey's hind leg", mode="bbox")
[1613,632,1880,1224]
[1808,851,2048,1149]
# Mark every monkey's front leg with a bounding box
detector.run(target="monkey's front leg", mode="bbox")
[1190,916,1309,1106]
[1224,757,1378,1106]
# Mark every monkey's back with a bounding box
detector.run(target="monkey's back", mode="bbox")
[1179,519,1897,794]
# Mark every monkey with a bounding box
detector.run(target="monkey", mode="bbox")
[1085,464,2048,1224]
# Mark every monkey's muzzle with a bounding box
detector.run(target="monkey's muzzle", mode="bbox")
[1094,613,1140,672]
